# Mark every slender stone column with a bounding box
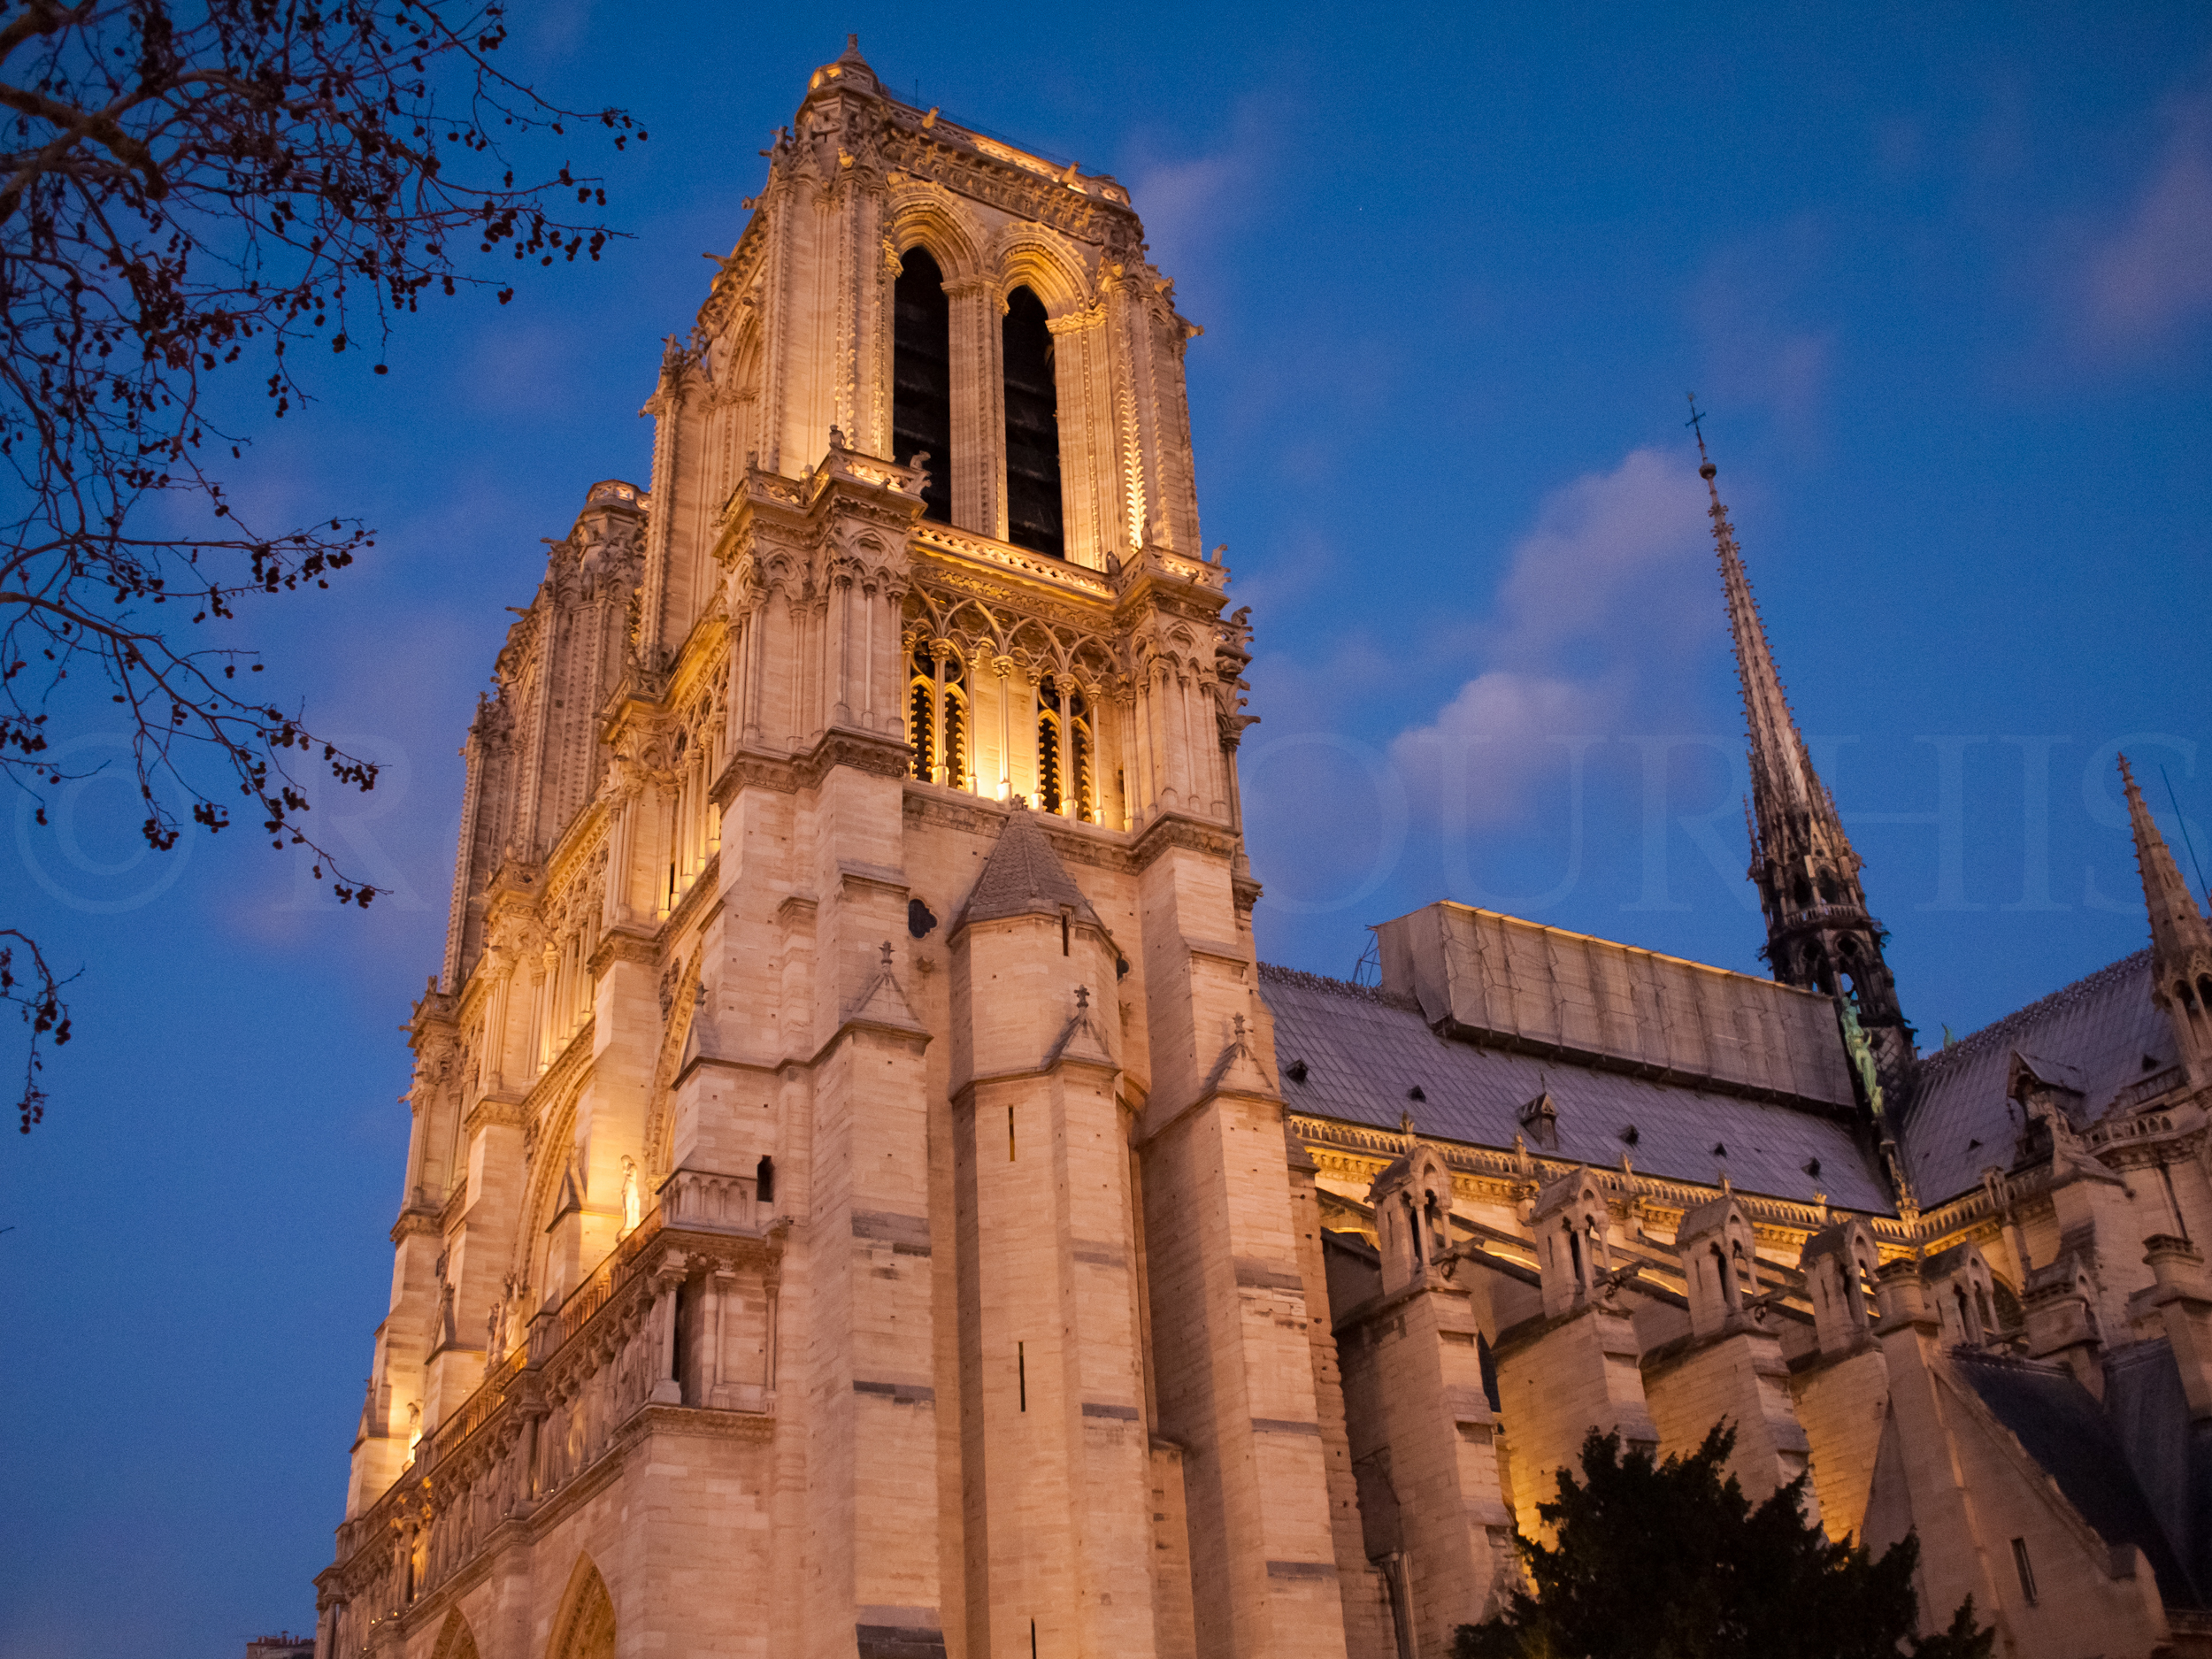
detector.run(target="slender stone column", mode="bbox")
[1056,680,1076,816]
[651,1256,685,1405]
[1116,692,1139,831]
[994,657,1015,801]
[945,277,1000,538]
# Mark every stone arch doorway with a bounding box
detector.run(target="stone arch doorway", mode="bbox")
[546,1555,616,1659]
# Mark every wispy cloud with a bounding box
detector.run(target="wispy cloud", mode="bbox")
[1389,447,1711,828]
[2079,81,2212,353]
[1686,222,1834,436]
[1118,97,1276,302]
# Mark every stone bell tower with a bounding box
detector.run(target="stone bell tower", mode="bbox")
[322,38,1352,1659]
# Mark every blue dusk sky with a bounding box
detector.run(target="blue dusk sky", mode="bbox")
[4,5,2209,1655]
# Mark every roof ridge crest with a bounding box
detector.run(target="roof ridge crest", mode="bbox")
[1915,949,2153,1073]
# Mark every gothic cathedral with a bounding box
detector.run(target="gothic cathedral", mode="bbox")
[317,41,2212,1659]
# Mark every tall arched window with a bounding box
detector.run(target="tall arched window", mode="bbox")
[1067,686,1094,822]
[893,248,952,524]
[1002,286,1064,557]
[1034,674,1093,818]
[908,643,970,789]
[941,654,971,789]
[908,648,935,781]
[1036,687,1063,815]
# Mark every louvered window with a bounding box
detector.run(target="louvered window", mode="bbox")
[1067,687,1094,823]
[908,653,935,780]
[1036,698,1063,814]
[907,644,969,789]
[941,657,970,790]
[893,248,953,524]
[1002,286,1064,557]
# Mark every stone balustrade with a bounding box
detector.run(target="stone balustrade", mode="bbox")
[317,1171,781,1650]
[913,520,1115,598]
[659,1164,761,1233]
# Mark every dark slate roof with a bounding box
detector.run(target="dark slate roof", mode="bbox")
[1955,1346,2201,1608]
[951,807,1102,931]
[2104,1338,2212,1599]
[1899,952,2175,1207]
[1259,964,1893,1214]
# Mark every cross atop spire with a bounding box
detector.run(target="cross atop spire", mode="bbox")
[1694,402,1916,1096]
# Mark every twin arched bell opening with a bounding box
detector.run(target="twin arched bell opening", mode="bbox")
[892,243,1064,559]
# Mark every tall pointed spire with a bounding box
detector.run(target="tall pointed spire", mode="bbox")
[2121,755,2212,1084]
[2122,756,2212,962]
[1691,397,1915,1093]
[1697,407,1815,823]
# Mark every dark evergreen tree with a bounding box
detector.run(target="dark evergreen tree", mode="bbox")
[1455,1425,1994,1659]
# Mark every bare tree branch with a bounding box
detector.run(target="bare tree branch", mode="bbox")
[1,0,642,1130]
[0,926,71,1131]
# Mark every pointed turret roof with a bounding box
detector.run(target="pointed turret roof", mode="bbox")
[2121,755,2212,966]
[806,34,879,98]
[954,804,1103,932]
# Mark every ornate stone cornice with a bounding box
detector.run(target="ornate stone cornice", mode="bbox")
[1110,547,1233,617]
[588,926,659,978]
[408,993,459,1048]
[878,120,1133,247]
[462,1090,528,1136]
[794,727,912,790]
[1131,810,1238,871]
[1046,303,1108,336]
[1288,1114,1916,1249]
[712,747,800,805]
[1036,816,1131,873]
[899,786,1138,874]
[910,565,1113,641]
[910,523,1114,609]
[712,734,911,818]
[713,446,927,576]
[659,1227,785,1277]
[901,790,1000,839]
[637,1401,778,1441]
